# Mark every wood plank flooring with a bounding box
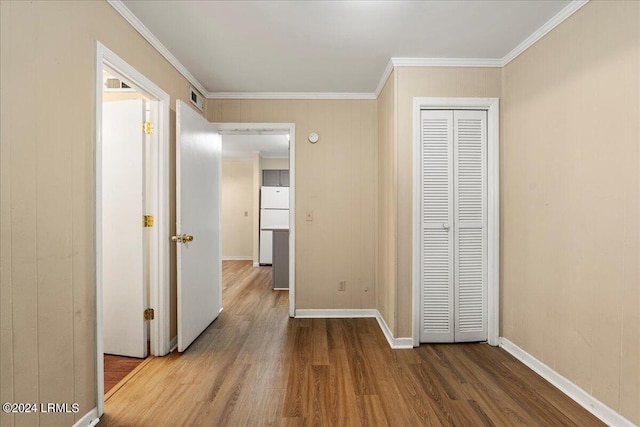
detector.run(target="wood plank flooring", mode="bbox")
[99,261,604,426]
[104,355,146,394]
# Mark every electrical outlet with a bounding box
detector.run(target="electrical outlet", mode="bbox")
[306,211,313,221]
[338,280,346,291]
[364,286,369,293]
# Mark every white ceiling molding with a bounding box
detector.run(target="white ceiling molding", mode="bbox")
[110,0,589,101]
[501,0,589,66]
[374,59,395,99]
[107,0,208,97]
[391,57,503,68]
[208,92,376,100]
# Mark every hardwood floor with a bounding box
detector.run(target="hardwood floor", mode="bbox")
[99,261,604,426]
[103,354,146,394]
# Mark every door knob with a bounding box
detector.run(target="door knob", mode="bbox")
[442,223,450,230]
[172,234,194,243]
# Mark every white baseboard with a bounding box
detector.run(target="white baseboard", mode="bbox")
[252,262,259,267]
[375,311,414,349]
[294,309,413,350]
[73,408,99,427]
[222,256,253,261]
[295,309,378,318]
[499,338,635,427]
[169,336,178,353]
[273,287,289,291]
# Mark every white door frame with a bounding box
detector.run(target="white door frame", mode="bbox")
[216,123,296,317]
[95,41,171,416]
[412,97,500,347]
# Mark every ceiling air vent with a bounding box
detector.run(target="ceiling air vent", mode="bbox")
[190,87,204,111]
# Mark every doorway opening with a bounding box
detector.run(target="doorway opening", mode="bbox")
[95,42,171,417]
[101,66,153,395]
[218,125,296,316]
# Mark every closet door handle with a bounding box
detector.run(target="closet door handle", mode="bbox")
[442,223,450,231]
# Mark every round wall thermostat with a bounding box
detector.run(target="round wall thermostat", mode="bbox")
[308,132,319,143]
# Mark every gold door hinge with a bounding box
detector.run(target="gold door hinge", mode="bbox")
[143,122,154,134]
[143,215,154,227]
[144,308,155,321]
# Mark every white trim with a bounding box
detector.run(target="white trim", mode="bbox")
[273,288,289,291]
[412,97,500,347]
[501,1,589,66]
[222,256,253,261]
[374,59,395,98]
[169,335,178,353]
[375,312,414,349]
[95,41,171,417]
[392,57,503,68]
[73,408,100,427]
[209,92,375,100]
[214,123,296,317]
[295,309,378,318]
[500,338,635,427]
[288,125,296,318]
[106,0,208,97]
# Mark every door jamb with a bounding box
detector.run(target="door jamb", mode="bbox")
[412,97,500,347]
[95,41,171,417]
[214,123,296,317]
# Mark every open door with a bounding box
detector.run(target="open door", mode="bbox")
[102,99,148,358]
[175,100,222,352]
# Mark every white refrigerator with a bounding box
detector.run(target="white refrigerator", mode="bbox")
[260,186,289,264]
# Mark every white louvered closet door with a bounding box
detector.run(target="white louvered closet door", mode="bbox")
[419,110,455,343]
[453,110,487,342]
[420,110,487,343]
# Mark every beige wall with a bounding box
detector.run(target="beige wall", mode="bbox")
[376,71,398,334]
[389,67,502,337]
[208,99,377,309]
[0,1,201,425]
[261,158,289,171]
[102,91,147,102]
[501,1,639,423]
[222,160,254,258]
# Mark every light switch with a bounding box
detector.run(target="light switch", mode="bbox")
[306,211,313,222]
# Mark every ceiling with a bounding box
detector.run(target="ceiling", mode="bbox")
[222,134,289,160]
[121,0,572,94]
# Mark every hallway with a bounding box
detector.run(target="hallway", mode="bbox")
[99,261,603,426]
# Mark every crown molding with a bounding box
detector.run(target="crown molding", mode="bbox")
[208,92,376,100]
[392,57,503,68]
[501,0,589,66]
[374,59,395,98]
[106,0,208,97]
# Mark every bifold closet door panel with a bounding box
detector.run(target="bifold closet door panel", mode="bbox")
[453,110,487,342]
[419,110,455,343]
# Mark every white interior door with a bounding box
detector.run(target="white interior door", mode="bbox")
[420,109,487,343]
[176,100,222,352]
[453,110,487,342]
[419,110,455,343]
[102,99,148,358]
